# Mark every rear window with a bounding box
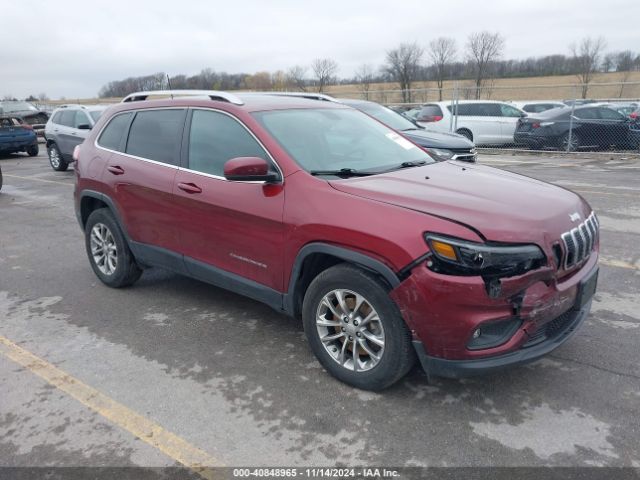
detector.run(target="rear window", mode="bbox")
[419,105,443,117]
[125,109,186,165]
[97,112,133,151]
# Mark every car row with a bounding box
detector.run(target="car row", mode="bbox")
[71,90,598,390]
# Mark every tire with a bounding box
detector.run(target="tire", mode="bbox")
[560,132,580,152]
[84,208,142,288]
[456,129,473,142]
[302,264,415,391]
[27,145,39,157]
[47,143,68,171]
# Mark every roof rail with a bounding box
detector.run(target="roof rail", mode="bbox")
[241,91,339,103]
[121,90,244,105]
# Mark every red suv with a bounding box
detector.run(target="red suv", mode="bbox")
[74,90,599,390]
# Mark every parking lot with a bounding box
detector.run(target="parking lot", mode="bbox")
[0,151,639,474]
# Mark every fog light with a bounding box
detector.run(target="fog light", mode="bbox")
[472,328,482,339]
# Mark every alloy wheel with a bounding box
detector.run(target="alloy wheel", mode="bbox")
[90,223,118,275]
[49,146,61,168]
[316,289,385,372]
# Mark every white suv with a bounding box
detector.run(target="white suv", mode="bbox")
[415,100,526,146]
[44,104,108,171]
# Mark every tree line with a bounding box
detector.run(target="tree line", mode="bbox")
[91,33,640,101]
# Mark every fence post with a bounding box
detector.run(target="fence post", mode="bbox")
[566,85,577,152]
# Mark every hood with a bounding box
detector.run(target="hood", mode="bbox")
[329,161,591,245]
[401,128,474,149]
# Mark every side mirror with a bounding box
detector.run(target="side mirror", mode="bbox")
[77,124,92,130]
[223,157,279,182]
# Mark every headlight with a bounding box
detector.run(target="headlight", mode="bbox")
[425,234,546,278]
[425,148,455,161]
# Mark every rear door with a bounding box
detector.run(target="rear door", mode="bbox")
[498,103,525,144]
[572,108,603,147]
[173,108,285,291]
[100,108,187,267]
[596,107,629,147]
[457,103,502,145]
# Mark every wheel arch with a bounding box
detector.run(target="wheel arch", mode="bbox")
[79,191,130,241]
[284,243,400,318]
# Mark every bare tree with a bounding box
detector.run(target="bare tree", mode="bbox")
[311,58,338,93]
[571,36,606,99]
[429,37,456,101]
[287,65,308,92]
[244,71,273,90]
[466,31,504,99]
[355,64,375,100]
[614,51,635,97]
[385,42,424,102]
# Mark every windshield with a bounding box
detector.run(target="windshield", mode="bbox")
[349,102,417,131]
[253,108,434,174]
[0,101,38,113]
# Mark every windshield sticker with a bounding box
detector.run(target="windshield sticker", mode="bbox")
[385,132,416,150]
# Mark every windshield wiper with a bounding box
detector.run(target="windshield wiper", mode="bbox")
[399,160,427,168]
[309,168,375,177]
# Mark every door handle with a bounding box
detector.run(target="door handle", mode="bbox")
[177,182,202,194]
[107,165,125,175]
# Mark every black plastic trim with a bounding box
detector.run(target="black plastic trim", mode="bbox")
[283,243,400,315]
[414,299,592,379]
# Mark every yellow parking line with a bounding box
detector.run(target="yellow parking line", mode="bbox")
[600,258,639,271]
[3,174,73,186]
[0,335,222,479]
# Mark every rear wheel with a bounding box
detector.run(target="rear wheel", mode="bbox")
[27,145,39,157]
[302,264,415,391]
[560,132,580,152]
[456,129,473,142]
[48,143,68,171]
[85,208,142,288]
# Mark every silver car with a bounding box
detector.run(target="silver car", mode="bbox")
[44,104,108,171]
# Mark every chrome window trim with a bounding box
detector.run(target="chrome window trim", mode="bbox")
[94,106,284,184]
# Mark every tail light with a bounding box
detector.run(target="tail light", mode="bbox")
[72,145,80,162]
[531,123,540,129]
[418,115,443,122]
[631,112,638,119]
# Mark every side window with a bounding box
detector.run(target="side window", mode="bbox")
[97,112,133,151]
[476,103,502,117]
[597,108,624,121]
[52,111,63,125]
[447,104,473,116]
[500,104,524,117]
[74,111,91,128]
[574,108,599,120]
[188,110,269,177]
[126,109,185,165]
[59,110,76,127]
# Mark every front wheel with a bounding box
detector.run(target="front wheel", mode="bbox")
[302,264,415,391]
[48,143,68,171]
[85,208,142,288]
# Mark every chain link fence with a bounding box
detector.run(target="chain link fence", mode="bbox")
[329,81,640,154]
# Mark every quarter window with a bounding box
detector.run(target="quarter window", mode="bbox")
[188,110,269,177]
[126,109,186,165]
[97,112,133,152]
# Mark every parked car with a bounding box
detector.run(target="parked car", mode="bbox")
[510,101,566,114]
[415,101,527,146]
[74,90,599,390]
[514,105,636,151]
[44,104,108,171]
[596,102,639,118]
[339,99,477,162]
[631,105,640,121]
[0,101,49,137]
[0,115,39,157]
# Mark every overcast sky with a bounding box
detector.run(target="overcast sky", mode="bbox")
[2,0,638,99]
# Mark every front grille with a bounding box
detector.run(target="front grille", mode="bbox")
[450,147,476,161]
[523,310,576,347]
[560,212,598,269]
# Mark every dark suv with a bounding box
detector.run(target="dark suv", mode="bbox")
[74,90,599,390]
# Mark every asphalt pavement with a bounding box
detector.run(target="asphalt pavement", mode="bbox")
[0,151,639,475]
